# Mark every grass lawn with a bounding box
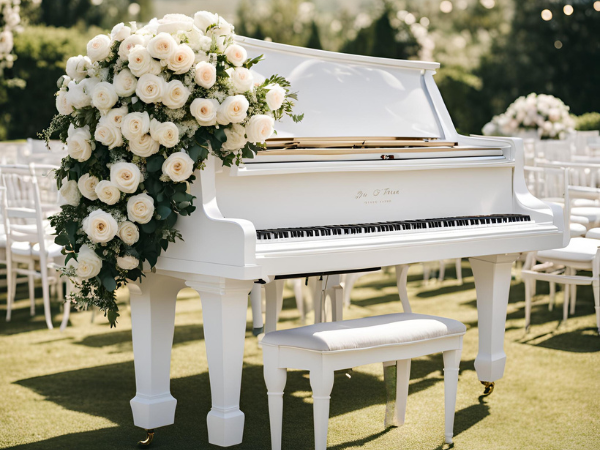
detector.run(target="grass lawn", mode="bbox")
[1,263,599,449]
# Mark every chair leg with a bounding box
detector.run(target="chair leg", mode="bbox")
[422,263,431,284]
[263,347,287,450]
[395,359,411,427]
[28,261,35,316]
[40,260,53,329]
[310,369,335,450]
[525,276,532,331]
[5,262,13,322]
[265,280,284,333]
[330,285,343,322]
[549,282,555,311]
[563,281,570,323]
[60,298,71,331]
[438,260,446,282]
[455,259,463,285]
[443,348,461,445]
[570,282,577,315]
[395,264,412,313]
[313,277,324,324]
[250,283,264,336]
[292,279,306,324]
[342,273,360,308]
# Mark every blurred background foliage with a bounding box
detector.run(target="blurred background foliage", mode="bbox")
[0,0,599,139]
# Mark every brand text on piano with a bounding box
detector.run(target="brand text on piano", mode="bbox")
[356,188,400,200]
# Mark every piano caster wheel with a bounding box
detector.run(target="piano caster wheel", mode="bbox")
[481,381,495,396]
[138,429,155,447]
[252,326,264,337]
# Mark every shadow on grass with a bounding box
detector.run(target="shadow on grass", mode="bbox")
[521,327,600,353]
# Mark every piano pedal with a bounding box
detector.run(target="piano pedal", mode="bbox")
[138,429,155,447]
[480,381,495,396]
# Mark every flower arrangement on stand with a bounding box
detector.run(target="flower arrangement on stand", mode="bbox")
[43,11,303,326]
[482,93,575,140]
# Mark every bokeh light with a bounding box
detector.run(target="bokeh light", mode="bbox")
[594,1,600,12]
[541,9,552,21]
[420,17,430,27]
[128,2,140,16]
[563,5,574,16]
[440,1,453,14]
[554,40,563,49]
[480,0,496,9]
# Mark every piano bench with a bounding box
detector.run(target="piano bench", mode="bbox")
[261,313,466,450]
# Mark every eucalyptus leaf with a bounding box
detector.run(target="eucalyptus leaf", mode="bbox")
[156,205,172,220]
[54,234,70,246]
[141,220,157,233]
[103,276,117,292]
[147,155,165,173]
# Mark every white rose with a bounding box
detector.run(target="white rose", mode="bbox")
[110,162,142,194]
[222,124,248,151]
[218,95,249,124]
[190,98,219,126]
[128,45,160,77]
[77,173,99,200]
[194,11,218,32]
[157,14,194,34]
[70,245,102,279]
[194,61,217,89]
[117,255,140,271]
[198,36,212,53]
[56,90,73,115]
[83,210,119,244]
[106,106,128,128]
[67,124,93,162]
[147,32,177,60]
[167,44,195,74]
[127,193,155,224]
[118,221,139,245]
[81,77,100,96]
[95,118,123,149]
[129,134,160,157]
[91,82,118,113]
[87,34,111,62]
[59,179,81,206]
[65,55,91,82]
[121,111,150,140]
[162,151,194,182]
[162,80,190,109]
[136,73,165,104]
[246,114,275,143]
[150,119,179,148]
[95,180,121,205]
[186,26,205,51]
[225,44,247,67]
[111,22,131,41]
[266,84,286,110]
[227,67,254,94]
[209,17,234,38]
[118,34,144,59]
[66,80,91,109]
[113,69,138,97]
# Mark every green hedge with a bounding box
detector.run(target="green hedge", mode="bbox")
[575,112,600,132]
[0,25,100,140]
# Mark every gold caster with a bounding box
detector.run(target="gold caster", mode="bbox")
[481,381,495,396]
[138,429,155,447]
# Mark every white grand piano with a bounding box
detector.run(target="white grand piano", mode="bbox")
[127,37,568,446]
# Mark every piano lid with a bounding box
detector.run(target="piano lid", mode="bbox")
[235,36,446,140]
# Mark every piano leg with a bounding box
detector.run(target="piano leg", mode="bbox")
[469,254,519,394]
[129,274,185,433]
[187,277,254,447]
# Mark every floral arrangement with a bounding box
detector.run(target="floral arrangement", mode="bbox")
[43,11,302,326]
[482,93,575,140]
[0,0,23,72]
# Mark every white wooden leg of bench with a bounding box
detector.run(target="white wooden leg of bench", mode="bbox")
[395,359,411,427]
[443,348,461,444]
[310,368,334,450]
[263,347,287,450]
[395,264,412,313]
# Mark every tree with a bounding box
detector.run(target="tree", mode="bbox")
[306,20,322,50]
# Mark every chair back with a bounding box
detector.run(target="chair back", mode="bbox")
[26,139,67,166]
[534,140,573,163]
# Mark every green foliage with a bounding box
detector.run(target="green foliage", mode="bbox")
[306,21,322,50]
[575,112,600,132]
[0,25,98,139]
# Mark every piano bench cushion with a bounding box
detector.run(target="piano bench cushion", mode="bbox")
[570,223,587,237]
[261,313,466,352]
[537,237,600,264]
[585,228,600,240]
[571,207,600,227]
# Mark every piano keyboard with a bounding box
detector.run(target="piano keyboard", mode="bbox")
[256,214,532,241]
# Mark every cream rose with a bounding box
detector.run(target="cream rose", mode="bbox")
[56,90,73,115]
[117,255,140,271]
[194,61,217,89]
[162,80,190,109]
[118,34,145,60]
[162,151,194,182]
[67,124,93,162]
[227,67,254,94]
[157,14,194,34]
[95,180,121,205]
[91,82,118,113]
[147,32,177,60]
[167,44,195,74]
[222,124,247,151]
[128,45,157,77]
[87,34,111,62]
[209,17,234,38]
[136,73,165,104]
[118,221,139,245]
[194,10,218,32]
[218,95,249,124]
[59,179,81,206]
[150,119,179,148]
[225,44,247,67]
[121,111,150,141]
[190,98,219,126]
[246,114,275,143]
[65,55,91,82]
[127,193,155,224]
[70,245,102,279]
[106,106,128,128]
[95,118,123,149]
[129,134,160,157]
[66,81,91,109]
[77,173,99,200]
[266,84,286,110]
[111,22,131,41]
[83,210,118,244]
[113,69,137,97]
[110,162,142,194]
